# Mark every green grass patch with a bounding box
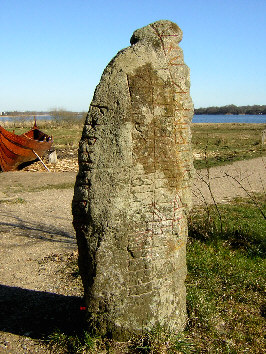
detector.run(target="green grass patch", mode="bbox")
[129,328,195,353]
[3,182,75,195]
[186,194,265,352]
[46,327,195,353]
[46,329,98,353]
[31,182,75,193]
[188,194,266,257]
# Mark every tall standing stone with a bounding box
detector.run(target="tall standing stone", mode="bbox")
[72,20,193,339]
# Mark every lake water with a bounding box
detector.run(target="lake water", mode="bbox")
[192,114,266,123]
[1,114,266,124]
[0,115,52,122]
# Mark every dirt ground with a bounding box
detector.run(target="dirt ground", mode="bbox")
[0,157,265,352]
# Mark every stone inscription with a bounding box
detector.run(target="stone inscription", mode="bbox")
[72,20,193,340]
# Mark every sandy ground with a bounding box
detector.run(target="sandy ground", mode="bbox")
[0,157,265,352]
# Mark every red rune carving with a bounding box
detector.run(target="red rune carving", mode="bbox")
[170,81,187,93]
[164,43,179,55]
[132,196,184,252]
[160,34,179,37]
[173,92,189,95]
[168,56,181,66]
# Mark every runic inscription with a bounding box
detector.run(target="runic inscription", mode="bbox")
[72,20,193,340]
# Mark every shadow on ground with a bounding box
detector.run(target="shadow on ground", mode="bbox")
[0,212,75,244]
[0,285,84,338]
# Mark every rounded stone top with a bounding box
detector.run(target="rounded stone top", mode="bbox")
[130,20,183,47]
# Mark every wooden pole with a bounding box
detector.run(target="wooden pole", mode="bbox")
[32,150,50,172]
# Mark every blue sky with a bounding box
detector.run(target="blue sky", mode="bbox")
[1,0,265,111]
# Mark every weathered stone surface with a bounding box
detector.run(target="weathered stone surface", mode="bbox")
[72,20,193,339]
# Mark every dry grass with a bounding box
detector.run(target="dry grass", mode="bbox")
[192,123,266,168]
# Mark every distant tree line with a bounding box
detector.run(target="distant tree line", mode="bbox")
[195,104,266,115]
[1,110,48,116]
[49,109,86,122]
[1,109,87,121]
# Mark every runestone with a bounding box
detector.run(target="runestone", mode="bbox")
[72,20,194,339]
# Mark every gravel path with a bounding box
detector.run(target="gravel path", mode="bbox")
[193,156,266,205]
[0,157,265,352]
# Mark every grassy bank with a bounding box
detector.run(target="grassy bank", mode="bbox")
[191,123,266,169]
[2,119,265,169]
